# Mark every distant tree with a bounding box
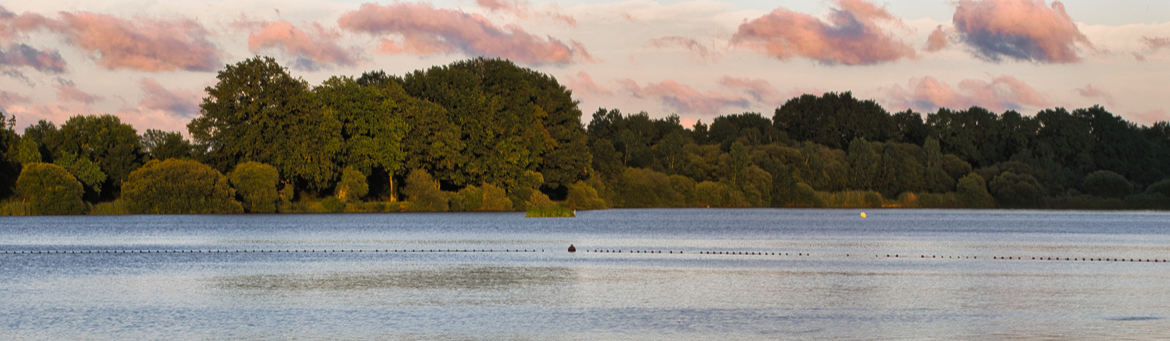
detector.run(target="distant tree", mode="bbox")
[57,114,144,200]
[122,159,242,214]
[847,137,878,190]
[480,183,513,211]
[0,111,18,198]
[451,185,483,212]
[1146,179,1170,198]
[228,161,280,213]
[188,56,342,194]
[694,181,748,208]
[1082,170,1131,198]
[53,151,106,197]
[141,129,192,161]
[335,166,369,202]
[774,92,895,149]
[15,163,86,215]
[508,170,544,210]
[314,76,408,199]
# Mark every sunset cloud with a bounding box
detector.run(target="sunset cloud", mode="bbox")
[952,0,1090,63]
[0,43,66,74]
[139,78,200,117]
[1075,84,1113,106]
[1144,36,1170,51]
[564,71,613,97]
[0,90,31,106]
[2,6,221,72]
[621,79,750,115]
[926,25,948,52]
[719,76,779,103]
[338,2,589,65]
[886,75,1048,112]
[648,36,718,63]
[731,0,916,65]
[248,20,357,70]
[55,80,102,104]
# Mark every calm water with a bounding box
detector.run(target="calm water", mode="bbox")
[1,209,1168,339]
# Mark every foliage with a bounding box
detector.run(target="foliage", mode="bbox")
[228,161,280,213]
[90,200,129,215]
[122,159,242,214]
[956,173,995,208]
[336,166,369,202]
[141,129,192,160]
[694,181,749,208]
[566,180,607,210]
[1082,170,1131,198]
[189,56,342,194]
[403,169,448,212]
[56,114,144,200]
[525,205,575,218]
[53,151,106,195]
[988,171,1044,208]
[480,183,513,211]
[15,163,86,215]
[321,197,345,213]
[818,190,885,208]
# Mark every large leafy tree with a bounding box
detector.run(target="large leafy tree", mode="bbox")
[56,114,144,200]
[228,161,280,213]
[315,75,409,199]
[141,129,192,161]
[188,56,342,194]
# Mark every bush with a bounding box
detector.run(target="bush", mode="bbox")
[525,205,575,218]
[817,190,885,208]
[989,171,1044,208]
[1083,170,1131,198]
[0,199,31,216]
[122,159,243,214]
[403,169,447,212]
[1146,179,1170,197]
[956,173,995,208]
[336,166,368,202]
[480,183,512,211]
[566,181,607,210]
[15,163,86,215]
[321,196,345,213]
[228,161,280,213]
[695,181,749,208]
[90,200,129,215]
[451,185,483,212]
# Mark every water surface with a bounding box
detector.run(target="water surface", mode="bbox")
[1,209,1168,339]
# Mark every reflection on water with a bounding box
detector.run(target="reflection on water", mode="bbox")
[213,265,574,291]
[1,209,1169,339]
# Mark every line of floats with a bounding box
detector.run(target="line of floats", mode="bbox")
[1,248,1165,263]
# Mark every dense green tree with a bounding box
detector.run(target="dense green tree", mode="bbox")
[53,151,106,197]
[988,171,1044,208]
[508,170,544,210]
[735,165,773,206]
[614,167,684,208]
[0,111,18,198]
[774,92,895,149]
[15,163,86,215]
[13,137,41,165]
[1146,179,1170,198]
[695,181,749,208]
[335,166,369,202]
[228,161,280,213]
[188,56,342,194]
[402,169,447,212]
[56,114,144,200]
[480,183,513,211]
[847,137,878,190]
[315,76,409,199]
[566,180,608,210]
[141,129,192,161]
[1082,170,1131,198]
[450,185,483,212]
[956,173,995,208]
[708,112,777,148]
[122,159,242,214]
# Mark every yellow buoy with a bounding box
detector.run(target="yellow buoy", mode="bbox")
[860,212,867,218]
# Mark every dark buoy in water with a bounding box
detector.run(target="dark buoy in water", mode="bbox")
[568,244,576,253]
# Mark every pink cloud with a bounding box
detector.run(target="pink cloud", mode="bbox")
[952,0,1090,63]
[563,71,613,97]
[339,3,588,65]
[886,75,1048,112]
[719,76,778,103]
[926,25,948,52]
[139,78,201,117]
[0,43,66,75]
[248,20,357,70]
[647,36,718,62]
[731,0,916,65]
[474,0,577,26]
[1144,36,1170,51]
[621,79,750,115]
[1074,84,1114,106]
[55,80,102,104]
[0,90,31,106]
[2,6,220,72]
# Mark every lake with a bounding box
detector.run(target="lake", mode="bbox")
[1,209,1168,339]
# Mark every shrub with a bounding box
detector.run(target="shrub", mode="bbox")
[566,181,607,210]
[480,183,513,211]
[402,169,447,212]
[228,161,280,213]
[122,159,243,214]
[321,197,345,213]
[1083,170,1131,198]
[15,163,86,215]
[336,166,368,202]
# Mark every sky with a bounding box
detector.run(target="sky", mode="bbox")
[1,0,1168,135]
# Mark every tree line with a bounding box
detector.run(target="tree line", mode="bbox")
[1,57,1169,215]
